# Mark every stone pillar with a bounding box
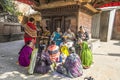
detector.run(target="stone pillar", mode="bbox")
[107,9,116,41]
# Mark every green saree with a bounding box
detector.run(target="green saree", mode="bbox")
[80,42,93,68]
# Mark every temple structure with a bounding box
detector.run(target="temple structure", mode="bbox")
[33,0,98,33]
[92,2,120,41]
[1,0,120,42]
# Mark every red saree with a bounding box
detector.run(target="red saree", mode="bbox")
[24,22,37,44]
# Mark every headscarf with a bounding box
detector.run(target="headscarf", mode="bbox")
[24,24,37,37]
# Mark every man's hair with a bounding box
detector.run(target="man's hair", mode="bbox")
[29,17,35,22]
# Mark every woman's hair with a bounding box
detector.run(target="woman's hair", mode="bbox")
[46,27,49,30]
[18,41,32,55]
[29,17,35,22]
[80,26,85,33]
[62,38,67,42]
[26,40,32,45]
[80,26,83,29]
[51,41,56,45]
[69,47,76,53]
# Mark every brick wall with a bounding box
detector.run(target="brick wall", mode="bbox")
[78,12,92,33]
[65,16,77,33]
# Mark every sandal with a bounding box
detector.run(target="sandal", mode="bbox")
[84,76,95,80]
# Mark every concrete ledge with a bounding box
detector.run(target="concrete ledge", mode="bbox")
[0,32,24,42]
[3,22,21,26]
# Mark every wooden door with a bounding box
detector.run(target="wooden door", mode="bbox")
[46,19,52,32]
[100,11,110,42]
[53,18,62,32]
[112,10,120,40]
[65,19,71,32]
[91,13,100,39]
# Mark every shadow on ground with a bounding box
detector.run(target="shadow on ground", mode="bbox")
[93,53,107,56]
[93,53,120,57]
[0,70,63,80]
[113,41,120,46]
[108,53,120,57]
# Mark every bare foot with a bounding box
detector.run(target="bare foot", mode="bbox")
[16,62,19,65]
[83,66,90,69]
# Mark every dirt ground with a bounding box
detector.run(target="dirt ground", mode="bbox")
[0,40,120,80]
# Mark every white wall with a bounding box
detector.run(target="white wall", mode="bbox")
[107,9,116,41]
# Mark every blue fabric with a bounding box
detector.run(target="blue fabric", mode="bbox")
[53,32,62,46]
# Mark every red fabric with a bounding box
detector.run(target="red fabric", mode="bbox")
[17,0,34,5]
[24,33,36,44]
[48,45,60,62]
[100,2,120,8]
[27,22,36,30]
[24,22,37,44]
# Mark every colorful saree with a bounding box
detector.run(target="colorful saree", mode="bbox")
[41,30,50,45]
[34,51,52,74]
[60,45,69,57]
[61,53,83,78]
[24,22,37,44]
[18,45,33,67]
[48,45,60,62]
[28,49,38,74]
[80,42,93,68]
[52,32,62,46]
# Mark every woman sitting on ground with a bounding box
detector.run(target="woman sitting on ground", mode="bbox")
[41,27,51,45]
[18,41,33,67]
[51,27,63,46]
[34,46,52,74]
[77,26,89,41]
[60,39,69,58]
[48,41,60,62]
[78,39,93,69]
[63,28,75,48]
[56,47,83,78]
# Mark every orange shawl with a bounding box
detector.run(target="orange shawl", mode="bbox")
[24,24,37,37]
